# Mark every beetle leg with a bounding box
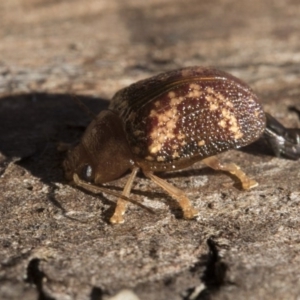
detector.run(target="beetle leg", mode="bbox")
[202,156,258,190]
[110,167,139,224]
[74,169,138,224]
[143,171,199,219]
[73,170,154,223]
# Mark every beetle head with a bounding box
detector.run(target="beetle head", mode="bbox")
[63,110,134,184]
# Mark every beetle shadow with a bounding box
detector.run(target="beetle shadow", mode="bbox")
[0,92,110,219]
[240,139,274,158]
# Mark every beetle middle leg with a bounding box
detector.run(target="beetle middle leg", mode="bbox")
[202,156,258,190]
[143,171,199,219]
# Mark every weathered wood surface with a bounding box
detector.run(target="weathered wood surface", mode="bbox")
[0,1,300,299]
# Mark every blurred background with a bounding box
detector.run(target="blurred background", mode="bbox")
[1,0,299,102]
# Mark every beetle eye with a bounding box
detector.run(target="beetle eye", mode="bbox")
[82,164,93,182]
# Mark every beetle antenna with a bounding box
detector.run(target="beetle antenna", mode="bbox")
[71,94,97,119]
[72,174,155,214]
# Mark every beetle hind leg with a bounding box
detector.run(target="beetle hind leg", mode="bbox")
[202,156,258,190]
[143,171,199,219]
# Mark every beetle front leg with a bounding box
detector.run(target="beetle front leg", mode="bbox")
[73,168,141,224]
[110,167,139,224]
[202,156,258,190]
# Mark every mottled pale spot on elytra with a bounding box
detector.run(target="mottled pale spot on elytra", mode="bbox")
[178,133,186,140]
[209,103,218,111]
[207,90,241,135]
[148,102,179,155]
[221,108,231,119]
[225,101,233,108]
[168,91,176,98]
[149,144,162,154]
[194,90,202,97]
[187,83,202,98]
[198,140,205,146]
[160,114,169,123]
[234,131,243,139]
[172,151,180,158]
[190,83,201,90]
[218,119,227,128]
[148,80,222,158]
[154,101,161,108]
[205,88,233,117]
[170,97,184,107]
[146,156,154,161]
[188,90,202,98]
[158,135,165,143]
[205,94,215,102]
[206,87,214,94]
[165,109,175,119]
[166,120,176,130]
[216,92,225,101]
[229,123,239,132]
[220,108,243,139]
[157,156,165,162]
[150,109,156,118]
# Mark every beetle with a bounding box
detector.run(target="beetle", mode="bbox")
[63,66,300,224]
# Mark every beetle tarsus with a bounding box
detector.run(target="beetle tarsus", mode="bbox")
[110,207,126,224]
[263,113,300,160]
[182,207,199,220]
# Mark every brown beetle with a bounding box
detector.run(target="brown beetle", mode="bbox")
[64,66,300,223]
